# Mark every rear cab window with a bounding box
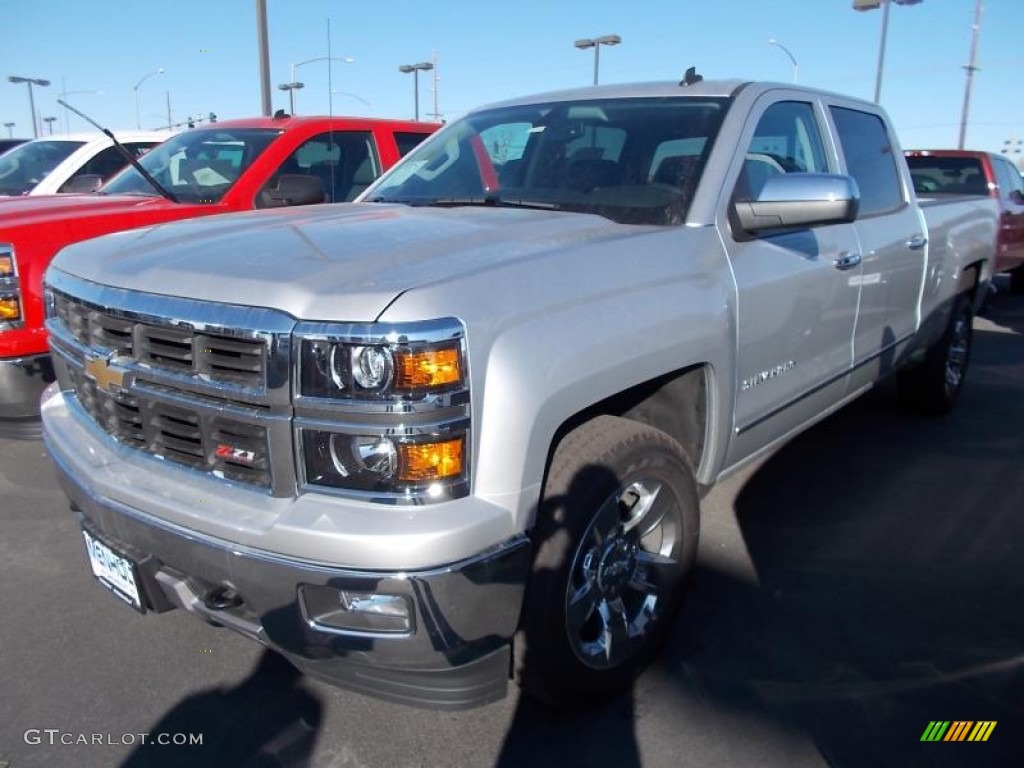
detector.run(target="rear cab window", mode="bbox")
[905,154,990,196]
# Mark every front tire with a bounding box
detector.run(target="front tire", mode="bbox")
[898,293,973,415]
[516,416,700,707]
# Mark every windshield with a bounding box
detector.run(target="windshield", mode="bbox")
[101,128,280,203]
[0,140,86,196]
[365,96,728,226]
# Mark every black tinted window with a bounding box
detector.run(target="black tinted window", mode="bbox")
[395,131,430,156]
[831,107,903,216]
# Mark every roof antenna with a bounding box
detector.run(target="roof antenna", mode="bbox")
[680,67,703,87]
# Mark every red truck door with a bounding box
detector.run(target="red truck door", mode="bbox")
[989,153,1024,274]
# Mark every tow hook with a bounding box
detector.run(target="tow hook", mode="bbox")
[203,585,244,611]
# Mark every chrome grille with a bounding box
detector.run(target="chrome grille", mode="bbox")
[54,293,266,388]
[68,366,271,487]
[47,277,294,494]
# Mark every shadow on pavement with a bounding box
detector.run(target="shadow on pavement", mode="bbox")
[654,310,1024,766]
[121,649,323,768]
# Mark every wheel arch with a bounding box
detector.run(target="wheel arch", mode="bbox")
[530,364,711,533]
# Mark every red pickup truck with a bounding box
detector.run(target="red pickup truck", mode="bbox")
[905,149,1024,293]
[0,114,436,437]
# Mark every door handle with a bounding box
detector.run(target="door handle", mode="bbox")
[833,252,862,270]
[907,234,928,250]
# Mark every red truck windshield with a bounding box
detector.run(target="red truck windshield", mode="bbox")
[101,128,280,203]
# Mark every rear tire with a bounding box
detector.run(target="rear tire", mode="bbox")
[516,416,699,707]
[898,293,973,415]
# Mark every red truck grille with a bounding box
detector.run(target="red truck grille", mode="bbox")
[54,294,267,387]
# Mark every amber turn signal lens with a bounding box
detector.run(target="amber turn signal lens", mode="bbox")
[0,255,14,277]
[393,346,461,390]
[397,437,464,482]
[0,297,20,321]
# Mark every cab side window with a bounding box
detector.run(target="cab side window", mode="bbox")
[735,101,827,202]
[831,106,904,217]
[258,132,380,207]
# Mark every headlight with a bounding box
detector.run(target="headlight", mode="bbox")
[295,318,470,501]
[0,244,22,328]
[302,431,465,496]
[298,320,466,400]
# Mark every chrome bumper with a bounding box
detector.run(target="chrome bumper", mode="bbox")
[52,446,530,709]
[0,353,53,438]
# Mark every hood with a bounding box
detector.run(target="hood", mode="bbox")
[50,203,641,322]
[0,193,184,228]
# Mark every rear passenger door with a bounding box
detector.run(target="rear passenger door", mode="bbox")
[829,104,925,376]
[725,95,862,459]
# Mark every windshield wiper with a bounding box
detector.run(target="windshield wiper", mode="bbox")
[429,195,560,211]
[57,99,178,203]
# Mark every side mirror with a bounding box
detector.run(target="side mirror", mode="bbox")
[60,174,104,194]
[262,174,326,207]
[734,173,860,232]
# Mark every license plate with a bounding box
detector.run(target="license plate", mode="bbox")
[82,530,144,612]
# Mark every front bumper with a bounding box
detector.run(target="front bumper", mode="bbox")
[0,353,53,438]
[43,387,532,710]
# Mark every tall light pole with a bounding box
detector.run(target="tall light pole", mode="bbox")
[134,68,164,129]
[958,0,983,150]
[277,81,305,115]
[398,62,433,121]
[574,34,621,86]
[42,116,56,135]
[853,0,922,103]
[58,88,102,134]
[8,75,50,138]
[3,122,14,139]
[286,56,353,114]
[768,38,799,83]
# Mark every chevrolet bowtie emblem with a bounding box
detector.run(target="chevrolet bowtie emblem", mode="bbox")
[84,354,127,393]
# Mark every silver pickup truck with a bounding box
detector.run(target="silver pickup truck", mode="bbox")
[41,80,997,709]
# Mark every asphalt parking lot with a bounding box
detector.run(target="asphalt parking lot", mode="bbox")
[1,283,1022,768]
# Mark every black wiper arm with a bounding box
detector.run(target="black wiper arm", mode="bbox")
[430,195,559,211]
[57,99,178,203]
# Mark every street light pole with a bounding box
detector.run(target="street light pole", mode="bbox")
[58,87,103,134]
[768,38,799,83]
[398,62,433,121]
[133,68,164,129]
[574,35,622,86]
[277,82,305,114]
[42,116,56,135]
[853,0,923,103]
[286,56,353,114]
[958,0,984,150]
[3,122,15,139]
[8,75,51,138]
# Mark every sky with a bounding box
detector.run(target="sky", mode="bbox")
[3,0,1023,163]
